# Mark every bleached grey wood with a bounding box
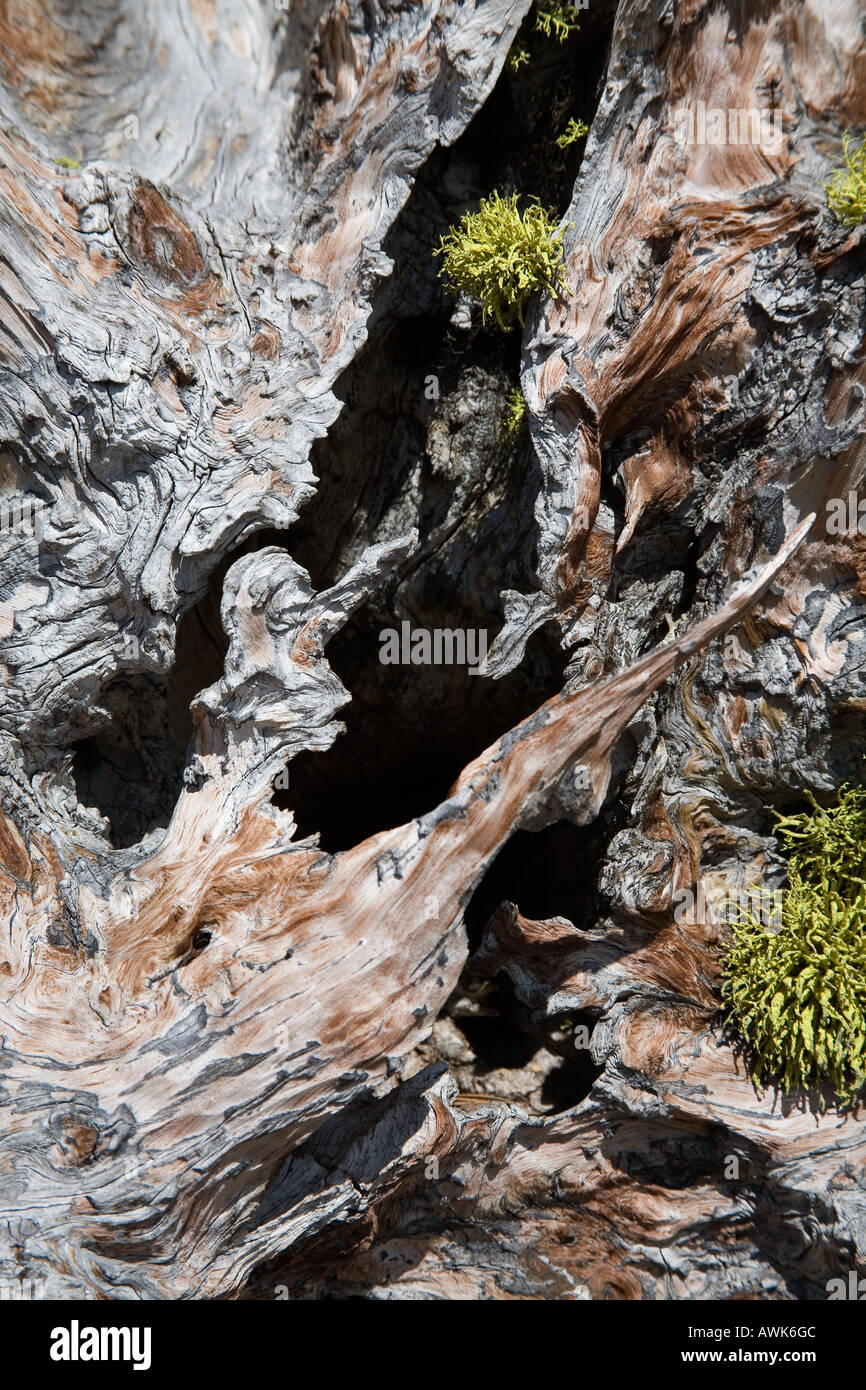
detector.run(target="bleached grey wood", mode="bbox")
[0,0,864,1303]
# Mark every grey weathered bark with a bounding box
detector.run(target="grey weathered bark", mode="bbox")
[0,0,864,1301]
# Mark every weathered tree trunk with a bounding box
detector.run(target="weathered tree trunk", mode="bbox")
[0,0,864,1301]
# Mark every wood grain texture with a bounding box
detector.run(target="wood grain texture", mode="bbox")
[0,0,864,1301]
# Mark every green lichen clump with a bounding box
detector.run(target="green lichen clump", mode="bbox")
[501,387,527,440]
[507,47,530,73]
[534,3,582,42]
[556,117,589,149]
[55,155,81,170]
[722,785,866,1107]
[507,2,581,73]
[434,191,569,330]
[826,133,866,227]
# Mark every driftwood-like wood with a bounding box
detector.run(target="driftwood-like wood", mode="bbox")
[0,0,864,1300]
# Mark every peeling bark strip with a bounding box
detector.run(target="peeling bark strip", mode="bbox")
[0,0,864,1304]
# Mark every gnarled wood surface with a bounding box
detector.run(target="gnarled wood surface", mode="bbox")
[0,0,864,1300]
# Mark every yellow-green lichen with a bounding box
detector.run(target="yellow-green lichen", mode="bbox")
[434,191,569,331]
[826,133,866,228]
[722,784,866,1107]
[501,387,527,440]
[534,2,582,42]
[556,117,589,149]
[507,47,531,73]
[507,2,582,75]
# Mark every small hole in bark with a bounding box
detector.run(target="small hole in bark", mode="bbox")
[464,816,624,954]
[448,977,603,1112]
[191,927,213,952]
[539,1049,603,1112]
[68,527,290,850]
[69,575,229,848]
[458,978,539,1072]
[276,619,566,852]
[64,525,293,845]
